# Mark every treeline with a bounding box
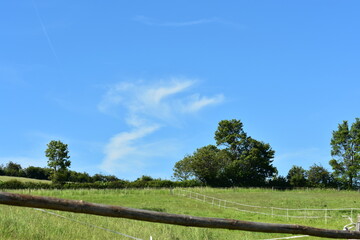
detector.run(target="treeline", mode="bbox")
[0,176,200,190]
[0,161,340,190]
[269,164,339,189]
[0,161,120,183]
[0,161,202,189]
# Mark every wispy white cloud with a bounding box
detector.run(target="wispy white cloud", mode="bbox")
[100,125,160,173]
[98,78,216,124]
[144,80,193,104]
[98,78,224,174]
[182,94,224,113]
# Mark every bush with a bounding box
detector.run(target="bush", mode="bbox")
[0,180,26,189]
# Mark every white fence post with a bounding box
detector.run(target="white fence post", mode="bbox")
[325,208,327,225]
[287,209,289,221]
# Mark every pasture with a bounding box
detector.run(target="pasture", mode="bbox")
[0,176,51,184]
[0,188,359,239]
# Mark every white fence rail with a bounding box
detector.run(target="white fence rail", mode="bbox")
[173,189,360,222]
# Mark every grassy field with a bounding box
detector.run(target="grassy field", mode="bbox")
[0,176,51,184]
[0,188,359,239]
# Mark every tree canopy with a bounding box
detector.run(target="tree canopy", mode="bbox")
[307,164,333,188]
[45,140,71,183]
[287,165,307,187]
[173,119,277,187]
[329,118,360,189]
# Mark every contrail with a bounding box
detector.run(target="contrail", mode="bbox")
[31,0,59,62]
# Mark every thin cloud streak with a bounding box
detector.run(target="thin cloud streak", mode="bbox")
[32,0,59,62]
[133,15,234,27]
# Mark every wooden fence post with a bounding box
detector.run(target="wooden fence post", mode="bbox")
[356,215,360,232]
[349,215,360,240]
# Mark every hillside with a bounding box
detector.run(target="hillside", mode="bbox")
[0,176,51,184]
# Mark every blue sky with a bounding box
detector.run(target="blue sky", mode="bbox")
[1,1,359,180]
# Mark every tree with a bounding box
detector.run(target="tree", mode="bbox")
[173,155,195,181]
[173,145,229,186]
[0,164,4,176]
[215,119,247,155]
[45,140,71,183]
[307,164,333,188]
[287,165,307,187]
[92,173,119,182]
[4,161,24,177]
[268,175,290,189]
[329,118,360,189]
[215,119,276,186]
[68,171,92,183]
[24,166,50,180]
[173,119,277,187]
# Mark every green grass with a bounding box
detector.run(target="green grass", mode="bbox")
[0,188,359,239]
[0,176,51,184]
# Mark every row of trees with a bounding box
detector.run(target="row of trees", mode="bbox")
[0,161,120,184]
[1,118,359,189]
[0,162,50,180]
[281,164,336,188]
[173,118,360,189]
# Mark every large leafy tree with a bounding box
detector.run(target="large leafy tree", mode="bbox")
[215,119,276,186]
[173,119,277,187]
[173,155,195,181]
[287,165,307,187]
[307,164,333,188]
[173,145,230,186]
[329,118,360,189]
[45,140,71,183]
[4,161,23,177]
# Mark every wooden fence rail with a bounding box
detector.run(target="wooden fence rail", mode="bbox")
[0,191,360,239]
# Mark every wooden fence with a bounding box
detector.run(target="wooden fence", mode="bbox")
[1,191,360,239]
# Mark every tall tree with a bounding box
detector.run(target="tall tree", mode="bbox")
[215,119,276,186]
[329,118,360,189]
[4,161,23,177]
[173,155,195,181]
[307,164,333,188]
[287,165,307,187]
[215,119,247,155]
[45,140,71,183]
